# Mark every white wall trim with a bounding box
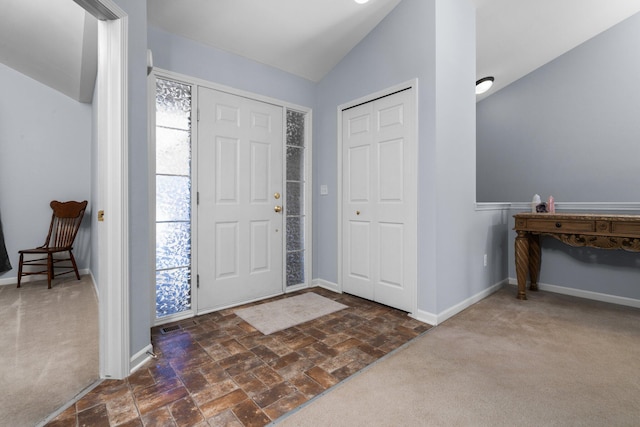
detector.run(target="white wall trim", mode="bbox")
[413,309,438,326]
[311,279,506,327]
[0,269,91,286]
[95,0,130,380]
[89,269,99,296]
[507,278,640,309]
[436,280,506,325]
[312,278,340,293]
[477,201,640,212]
[415,280,507,326]
[502,202,640,212]
[129,343,154,374]
[475,202,512,211]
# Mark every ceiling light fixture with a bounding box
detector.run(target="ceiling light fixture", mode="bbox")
[476,76,494,95]
[354,0,370,4]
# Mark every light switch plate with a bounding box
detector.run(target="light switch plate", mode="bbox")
[320,184,328,195]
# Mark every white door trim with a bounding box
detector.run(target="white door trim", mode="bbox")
[336,79,418,316]
[94,0,130,379]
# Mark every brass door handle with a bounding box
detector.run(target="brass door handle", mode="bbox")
[274,205,282,213]
[356,210,360,215]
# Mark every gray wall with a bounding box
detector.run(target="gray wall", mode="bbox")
[478,12,640,300]
[148,0,505,318]
[114,0,152,364]
[148,27,316,109]
[314,0,505,315]
[0,63,92,282]
[477,12,640,203]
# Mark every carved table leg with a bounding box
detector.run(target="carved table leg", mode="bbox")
[515,231,530,300]
[528,234,541,292]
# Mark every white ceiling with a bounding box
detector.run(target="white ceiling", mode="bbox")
[474,0,640,100]
[2,1,640,102]
[0,0,97,103]
[147,0,403,82]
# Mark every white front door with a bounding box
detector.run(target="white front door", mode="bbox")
[198,87,284,312]
[341,87,416,313]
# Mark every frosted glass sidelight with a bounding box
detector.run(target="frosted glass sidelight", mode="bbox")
[157,127,190,175]
[156,268,191,317]
[156,175,190,222]
[286,182,303,216]
[285,109,306,287]
[286,110,305,147]
[286,251,305,287]
[286,147,304,181]
[156,222,191,270]
[286,217,304,251]
[155,77,192,318]
[156,79,191,131]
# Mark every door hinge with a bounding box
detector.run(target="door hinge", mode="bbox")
[197,191,200,205]
[197,108,200,122]
[197,274,200,288]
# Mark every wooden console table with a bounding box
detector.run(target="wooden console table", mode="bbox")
[513,213,640,300]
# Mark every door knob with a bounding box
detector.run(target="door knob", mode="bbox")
[274,205,282,213]
[356,210,360,215]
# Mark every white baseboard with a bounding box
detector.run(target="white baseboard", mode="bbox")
[312,278,506,326]
[0,268,91,286]
[507,278,640,309]
[89,270,99,297]
[313,278,340,293]
[129,343,154,375]
[415,279,507,326]
[413,309,438,326]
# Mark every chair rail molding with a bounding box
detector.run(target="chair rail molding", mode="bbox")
[476,201,640,212]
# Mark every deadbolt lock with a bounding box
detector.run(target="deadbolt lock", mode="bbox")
[98,210,105,222]
[274,192,281,200]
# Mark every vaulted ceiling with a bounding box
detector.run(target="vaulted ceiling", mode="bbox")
[0,0,97,103]
[474,0,640,100]
[147,0,403,82]
[2,1,640,103]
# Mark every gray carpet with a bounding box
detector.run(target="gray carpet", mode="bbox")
[0,275,98,427]
[276,287,640,426]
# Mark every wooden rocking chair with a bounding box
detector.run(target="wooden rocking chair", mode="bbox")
[17,200,88,289]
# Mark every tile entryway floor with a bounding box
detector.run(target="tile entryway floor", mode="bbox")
[47,288,431,427]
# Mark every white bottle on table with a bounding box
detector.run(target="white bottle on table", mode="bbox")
[531,194,541,213]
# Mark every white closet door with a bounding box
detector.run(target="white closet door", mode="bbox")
[342,88,416,312]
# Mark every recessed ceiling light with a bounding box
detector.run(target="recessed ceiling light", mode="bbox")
[475,76,494,95]
[355,0,370,4]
